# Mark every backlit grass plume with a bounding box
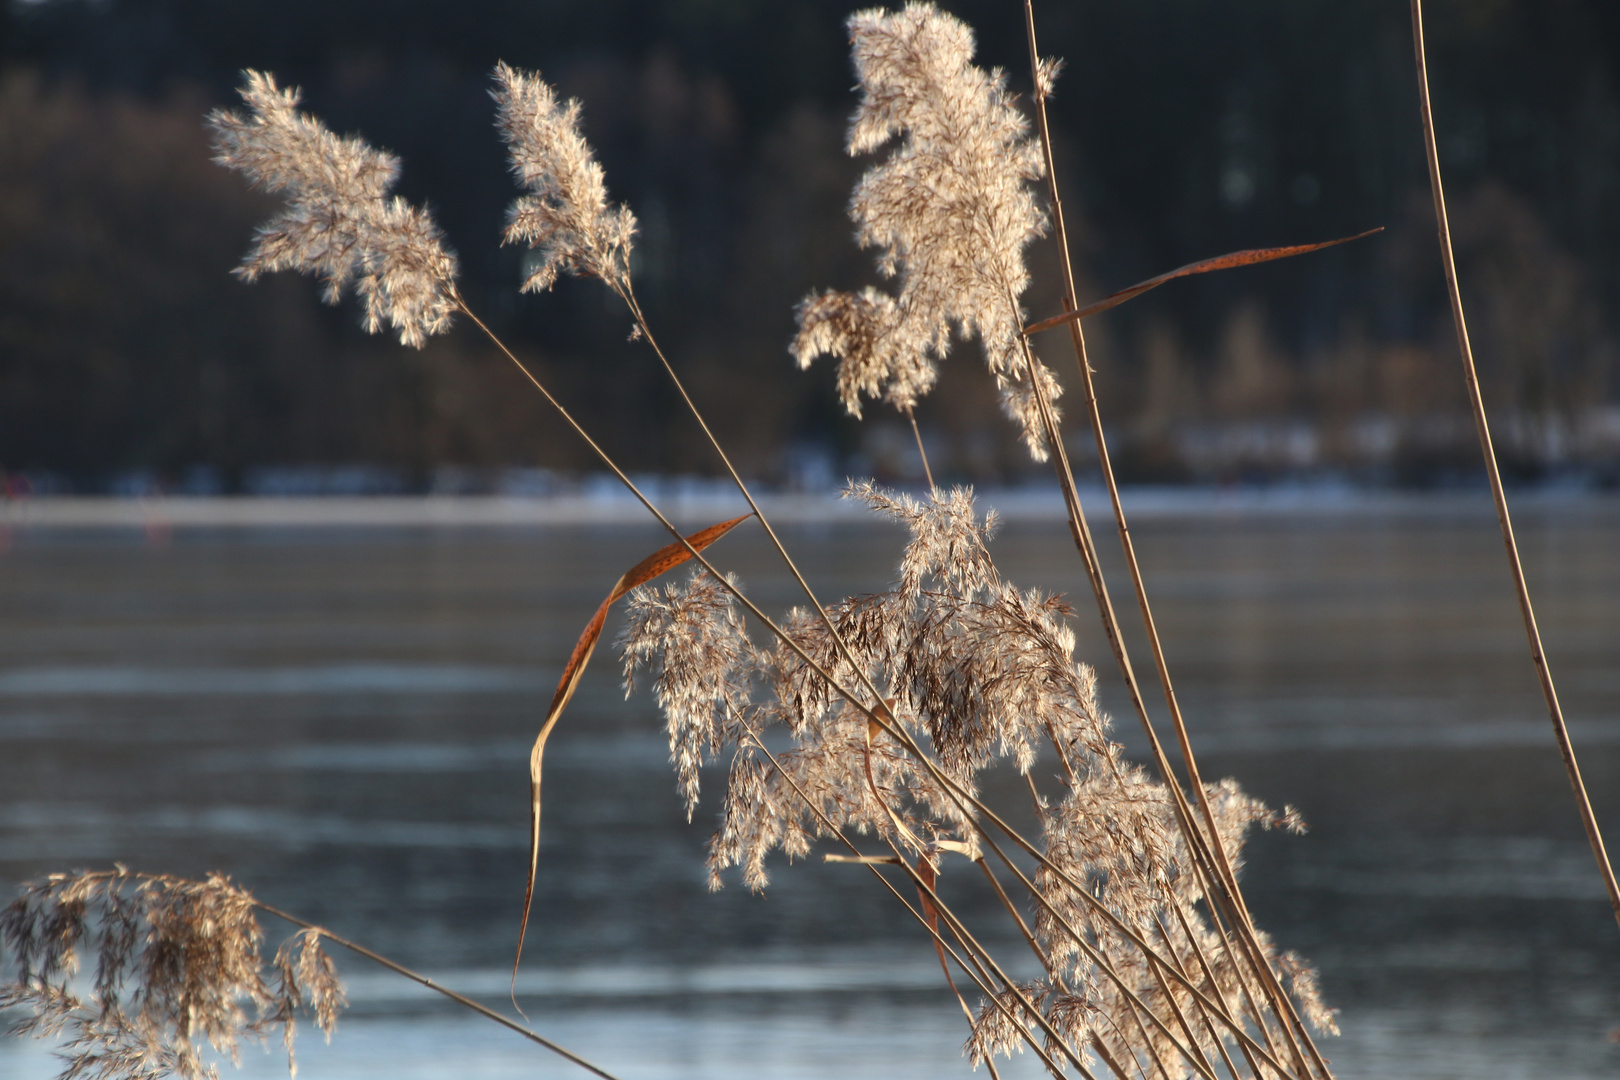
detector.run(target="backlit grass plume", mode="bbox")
[207,71,459,347]
[792,3,1059,458]
[492,62,637,297]
[620,484,1335,1070]
[1,869,343,1080]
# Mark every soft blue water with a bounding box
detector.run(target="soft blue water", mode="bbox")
[2,498,1618,1078]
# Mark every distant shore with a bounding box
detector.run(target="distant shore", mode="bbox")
[2,485,1614,529]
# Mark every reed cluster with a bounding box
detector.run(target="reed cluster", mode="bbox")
[4,3,1612,1079]
[1,869,342,1080]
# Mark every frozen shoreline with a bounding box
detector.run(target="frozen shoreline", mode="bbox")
[0,485,1614,528]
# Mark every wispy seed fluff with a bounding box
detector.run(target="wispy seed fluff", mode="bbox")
[792,3,1061,458]
[208,71,459,347]
[617,485,1336,1060]
[1,869,346,1080]
[492,63,637,296]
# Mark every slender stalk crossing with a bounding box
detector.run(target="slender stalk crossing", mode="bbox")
[253,902,625,1080]
[1409,0,1620,933]
[1019,5,1335,1075]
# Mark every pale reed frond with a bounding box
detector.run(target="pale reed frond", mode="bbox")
[491,62,637,296]
[1,869,346,1080]
[208,71,458,347]
[792,3,1058,455]
[619,571,753,820]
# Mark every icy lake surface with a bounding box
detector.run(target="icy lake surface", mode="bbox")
[2,492,1618,1078]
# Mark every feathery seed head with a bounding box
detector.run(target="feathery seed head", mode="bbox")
[793,3,1061,457]
[2,869,345,1080]
[1033,56,1065,102]
[492,63,637,296]
[208,71,459,348]
[615,483,1331,1062]
[619,571,754,820]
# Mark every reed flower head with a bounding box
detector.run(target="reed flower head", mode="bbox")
[2,869,344,1080]
[619,483,1333,1064]
[492,63,637,296]
[792,2,1061,458]
[620,570,755,821]
[208,71,459,348]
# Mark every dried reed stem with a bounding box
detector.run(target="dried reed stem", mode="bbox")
[1155,917,1251,1080]
[742,724,1071,1080]
[1408,0,1620,934]
[1014,326,1314,1079]
[905,406,937,491]
[1019,6,1332,1075]
[975,857,1063,986]
[250,902,623,1080]
[1093,1033,1142,1080]
[1166,904,1264,1080]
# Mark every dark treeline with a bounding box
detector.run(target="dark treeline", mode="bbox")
[2,0,1618,489]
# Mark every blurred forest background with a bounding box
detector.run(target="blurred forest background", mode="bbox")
[1,0,1618,492]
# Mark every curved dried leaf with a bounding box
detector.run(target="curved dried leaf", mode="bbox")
[512,514,751,987]
[1023,227,1383,336]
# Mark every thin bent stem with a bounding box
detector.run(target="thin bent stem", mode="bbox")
[1409,0,1620,933]
[252,901,625,1080]
[1093,1034,1144,1080]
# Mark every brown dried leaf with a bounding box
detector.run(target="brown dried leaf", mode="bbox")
[1023,227,1383,336]
[512,514,751,987]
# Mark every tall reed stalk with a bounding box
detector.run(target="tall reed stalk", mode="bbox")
[1408,0,1620,932]
[1015,6,1334,1075]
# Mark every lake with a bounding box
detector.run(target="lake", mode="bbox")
[2,491,1617,1079]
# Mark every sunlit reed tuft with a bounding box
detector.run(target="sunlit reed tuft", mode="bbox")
[1,869,343,1080]
[619,483,1335,1067]
[792,4,1059,458]
[207,71,459,347]
[491,63,638,297]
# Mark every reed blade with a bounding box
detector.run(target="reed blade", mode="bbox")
[512,513,751,992]
[1023,227,1383,337]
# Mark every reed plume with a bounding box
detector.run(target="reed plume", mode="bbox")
[619,484,1336,1069]
[1,869,342,1080]
[792,3,1060,458]
[207,71,459,347]
[491,62,637,298]
[2,868,628,1080]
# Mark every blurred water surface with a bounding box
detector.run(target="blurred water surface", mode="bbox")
[2,495,1619,1079]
